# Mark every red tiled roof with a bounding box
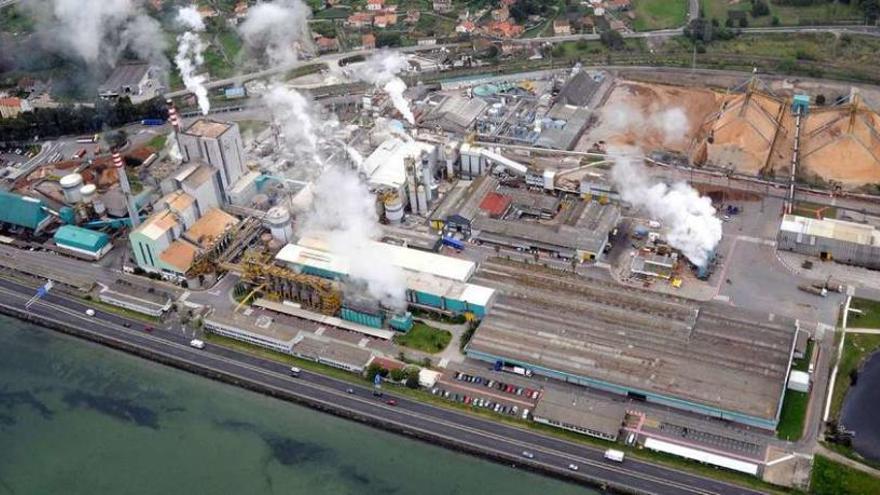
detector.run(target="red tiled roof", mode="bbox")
[479,192,511,218]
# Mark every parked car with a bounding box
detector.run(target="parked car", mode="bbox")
[521,451,534,459]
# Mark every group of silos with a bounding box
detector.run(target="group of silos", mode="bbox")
[59,172,106,220]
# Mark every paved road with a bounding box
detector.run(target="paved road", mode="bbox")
[0,276,765,495]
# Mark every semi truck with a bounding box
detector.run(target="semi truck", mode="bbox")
[604,449,625,463]
[494,361,533,376]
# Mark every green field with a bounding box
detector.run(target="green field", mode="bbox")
[146,134,168,150]
[777,389,808,440]
[830,332,880,419]
[393,322,452,354]
[811,455,880,495]
[700,0,860,27]
[849,297,880,329]
[633,0,688,31]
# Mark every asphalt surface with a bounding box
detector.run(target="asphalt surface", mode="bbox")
[0,276,765,495]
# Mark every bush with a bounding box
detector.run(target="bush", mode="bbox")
[771,16,780,26]
[816,94,826,105]
[738,17,749,27]
[405,373,420,389]
[390,368,407,382]
[751,0,770,17]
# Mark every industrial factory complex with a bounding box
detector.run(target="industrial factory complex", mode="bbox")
[4,42,880,492]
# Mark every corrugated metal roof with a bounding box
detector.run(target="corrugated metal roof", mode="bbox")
[780,214,880,246]
[0,191,50,230]
[478,192,510,218]
[54,225,110,252]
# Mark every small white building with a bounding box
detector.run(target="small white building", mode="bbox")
[787,370,811,393]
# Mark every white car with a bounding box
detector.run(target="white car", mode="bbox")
[189,339,206,349]
[85,309,96,316]
[568,463,579,471]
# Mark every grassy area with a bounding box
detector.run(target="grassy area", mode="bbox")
[830,332,880,420]
[393,322,452,353]
[777,389,808,441]
[83,296,161,324]
[0,6,35,34]
[145,133,168,151]
[791,201,837,220]
[811,455,880,495]
[633,0,688,31]
[700,0,860,27]
[849,297,880,329]
[793,340,814,373]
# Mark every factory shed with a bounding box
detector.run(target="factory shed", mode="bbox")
[479,192,511,218]
[777,214,880,269]
[183,208,238,249]
[53,225,111,260]
[535,105,591,151]
[533,389,624,441]
[557,71,603,107]
[291,333,375,374]
[0,191,52,232]
[467,260,798,429]
[98,62,156,99]
[361,137,437,190]
[420,95,488,132]
[204,309,310,354]
[158,240,199,274]
[432,175,499,236]
[98,282,173,317]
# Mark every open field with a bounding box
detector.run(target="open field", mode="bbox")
[849,297,880,329]
[393,322,452,353]
[633,0,688,31]
[811,455,880,495]
[700,0,861,27]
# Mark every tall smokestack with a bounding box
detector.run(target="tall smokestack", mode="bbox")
[113,152,140,227]
[167,99,181,131]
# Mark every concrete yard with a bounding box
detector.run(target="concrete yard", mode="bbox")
[467,258,799,429]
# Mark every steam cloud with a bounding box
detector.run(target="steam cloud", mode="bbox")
[24,0,168,73]
[239,0,313,66]
[263,84,408,308]
[175,6,210,115]
[605,105,722,267]
[357,51,415,125]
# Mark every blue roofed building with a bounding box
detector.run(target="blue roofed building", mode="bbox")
[0,191,52,232]
[53,225,112,260]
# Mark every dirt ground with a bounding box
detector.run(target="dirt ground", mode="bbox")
[576,80,720,154]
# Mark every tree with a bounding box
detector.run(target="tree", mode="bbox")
[751,0,771,17]
[738,17,749,28]
[599,30,625,50]
[725,18,734,27]
[405,373,420,389]
[390,368,407,382]
[104,129,128,151]
[771,16,780,26]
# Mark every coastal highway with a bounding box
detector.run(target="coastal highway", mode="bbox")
[0,277,764,495]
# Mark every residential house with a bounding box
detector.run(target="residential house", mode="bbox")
[553,19,571,36]
[315,36,339,53]
[347,12,373,28]
[485,20,524,38]
[456,20,476,33]
[433,0,453,13]
[610,19,626,31]
[491,6,509,22]
[373,13,398,28]
[406,9,421,24]
[362,33,377,49]
[581,15,595,31]
[0,97,33,119]
[367,0,385,11]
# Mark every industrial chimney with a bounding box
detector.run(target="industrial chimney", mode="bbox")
[112,152,140,227]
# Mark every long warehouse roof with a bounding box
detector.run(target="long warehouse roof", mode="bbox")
[279,236,476,282]
[780,214,880,246]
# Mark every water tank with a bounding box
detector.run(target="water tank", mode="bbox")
[80,184,97,204]
[384,194,404,223]
[264,205,293,243]
[60,173,84,203]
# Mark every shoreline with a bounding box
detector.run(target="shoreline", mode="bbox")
[0,303,643,495]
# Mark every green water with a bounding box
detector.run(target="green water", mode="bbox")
[0,316,593,495]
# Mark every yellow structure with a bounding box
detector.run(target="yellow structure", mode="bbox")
[240,250,342,315]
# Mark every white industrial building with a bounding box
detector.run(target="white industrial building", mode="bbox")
[360,137,440,216]
[178,119,247,200]
[777,214,880,269]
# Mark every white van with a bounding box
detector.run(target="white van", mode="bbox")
[189,339,206,350]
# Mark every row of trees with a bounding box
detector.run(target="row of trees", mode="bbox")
[366,363,421,389]
[0,96,167,143]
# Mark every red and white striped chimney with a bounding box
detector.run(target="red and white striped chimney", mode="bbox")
[167,100,180,131]
[112,152,124,169]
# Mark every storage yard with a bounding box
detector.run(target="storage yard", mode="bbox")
[467,259,798,429]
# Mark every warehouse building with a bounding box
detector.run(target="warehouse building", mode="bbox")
[291,333,375,374]
[777,214,880,269]
[97,282,173,317]
[178,119,246,199]
[0,191,53,233]
[53,225,112,260]
[204,309,313,354]
[467,259,798,430]
[533,389,625,441]
[275,237,495,319]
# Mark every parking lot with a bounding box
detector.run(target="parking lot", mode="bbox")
[432,365,544,420]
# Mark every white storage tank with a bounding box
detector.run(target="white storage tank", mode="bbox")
[264,205,293,243]
[79,184,97,204]
[384,193,404,223]
[60,173,84,203]
[416,185,428,215]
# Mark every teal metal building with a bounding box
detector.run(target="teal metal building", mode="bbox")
[0,191,52,232]
[53,225,112,260]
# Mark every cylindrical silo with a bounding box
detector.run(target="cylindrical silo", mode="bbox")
[80,184,97,204]
[416,185,428,215]
[384,193,404,223]
[264,205,293,243]
[60,173,83,203]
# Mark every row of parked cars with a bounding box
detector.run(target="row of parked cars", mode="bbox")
[431,387,530,420]
[453,371,541,401]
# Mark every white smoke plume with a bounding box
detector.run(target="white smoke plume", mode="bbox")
[263,83,407,308]
[357,50,415,125]
[610,151,722,267]
[605,105,722,267]
[239,0,313,66]
[174,6,210,115]
[24,0,168,72]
